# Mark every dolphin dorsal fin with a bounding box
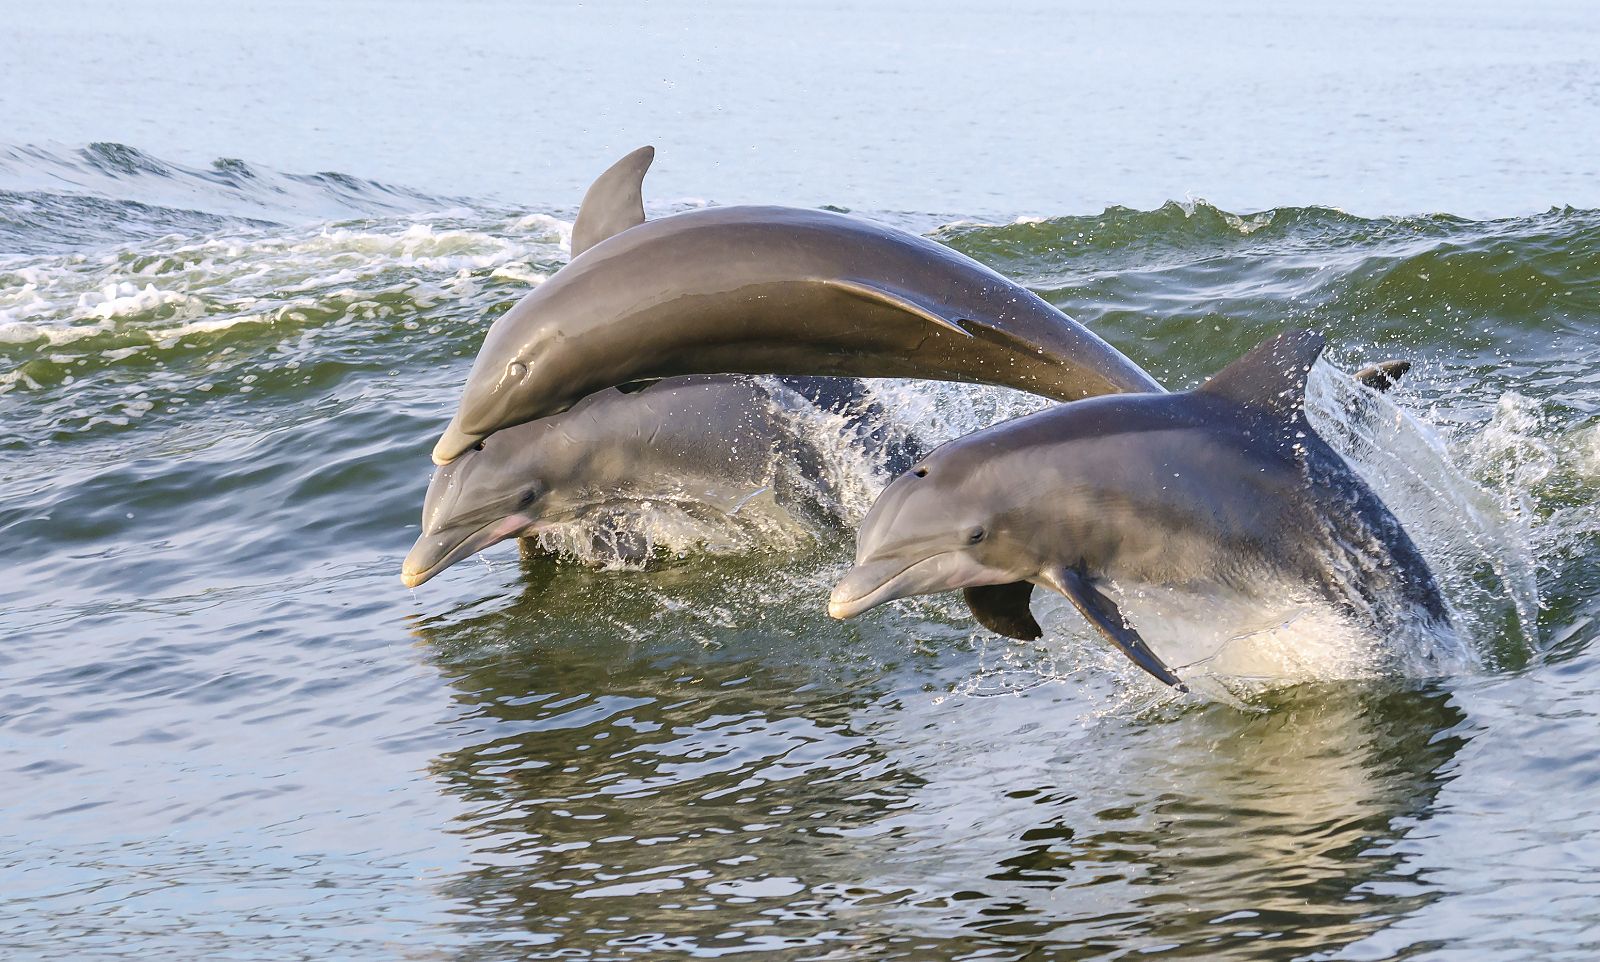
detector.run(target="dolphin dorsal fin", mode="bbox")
[826,278,973,338]
[1196,328,1326,419]
[571,145,655,257]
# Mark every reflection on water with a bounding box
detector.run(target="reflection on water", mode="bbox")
[412,554,1472,958]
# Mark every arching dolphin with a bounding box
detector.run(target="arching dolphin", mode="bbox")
[826,330,1450,691]
[430,149,1161,464]
[402,375,917,588]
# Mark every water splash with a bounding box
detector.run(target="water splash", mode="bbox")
[1307,363,1542,664]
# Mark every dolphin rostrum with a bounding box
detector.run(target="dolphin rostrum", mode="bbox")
[402,375,917,588]
[826,330,1450,691]
[429,148,1161,464]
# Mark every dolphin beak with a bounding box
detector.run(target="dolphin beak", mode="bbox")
[400,514,535,588]
[830,552,994,619]
[431,420,484,466]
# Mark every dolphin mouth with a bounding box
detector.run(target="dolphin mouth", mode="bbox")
[829,552,973,619]
[400,513,536,588]
[431,420,485,466]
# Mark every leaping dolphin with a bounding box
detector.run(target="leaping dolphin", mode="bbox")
[429,147,1162,464]
[402,375,917,588]
[827,330,1451,691]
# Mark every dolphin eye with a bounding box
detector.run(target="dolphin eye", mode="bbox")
[518,488,538,507]
[911,467,928,478]
[967,526,986,544]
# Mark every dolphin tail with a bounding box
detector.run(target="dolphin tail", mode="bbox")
[1353,359,1412,392]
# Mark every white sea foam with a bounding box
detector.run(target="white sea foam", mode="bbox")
[1578,424,1600,479]
[78,281,201,320]
[0,211,571,399]
[519,479,822,572]
[1128,581,1473,690]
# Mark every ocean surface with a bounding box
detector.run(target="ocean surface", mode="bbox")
[4,2,1600,960]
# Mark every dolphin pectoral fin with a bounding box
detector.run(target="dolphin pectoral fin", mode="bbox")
[1041,567,1188,692]
[571,145,654,257]
[1352,359,1411,393]
[964,582,1043,640]
[825,278,973,338]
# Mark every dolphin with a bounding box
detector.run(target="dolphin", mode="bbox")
[401,374,917,588]
[429,147,1162,464]
[826,330,1450,691]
